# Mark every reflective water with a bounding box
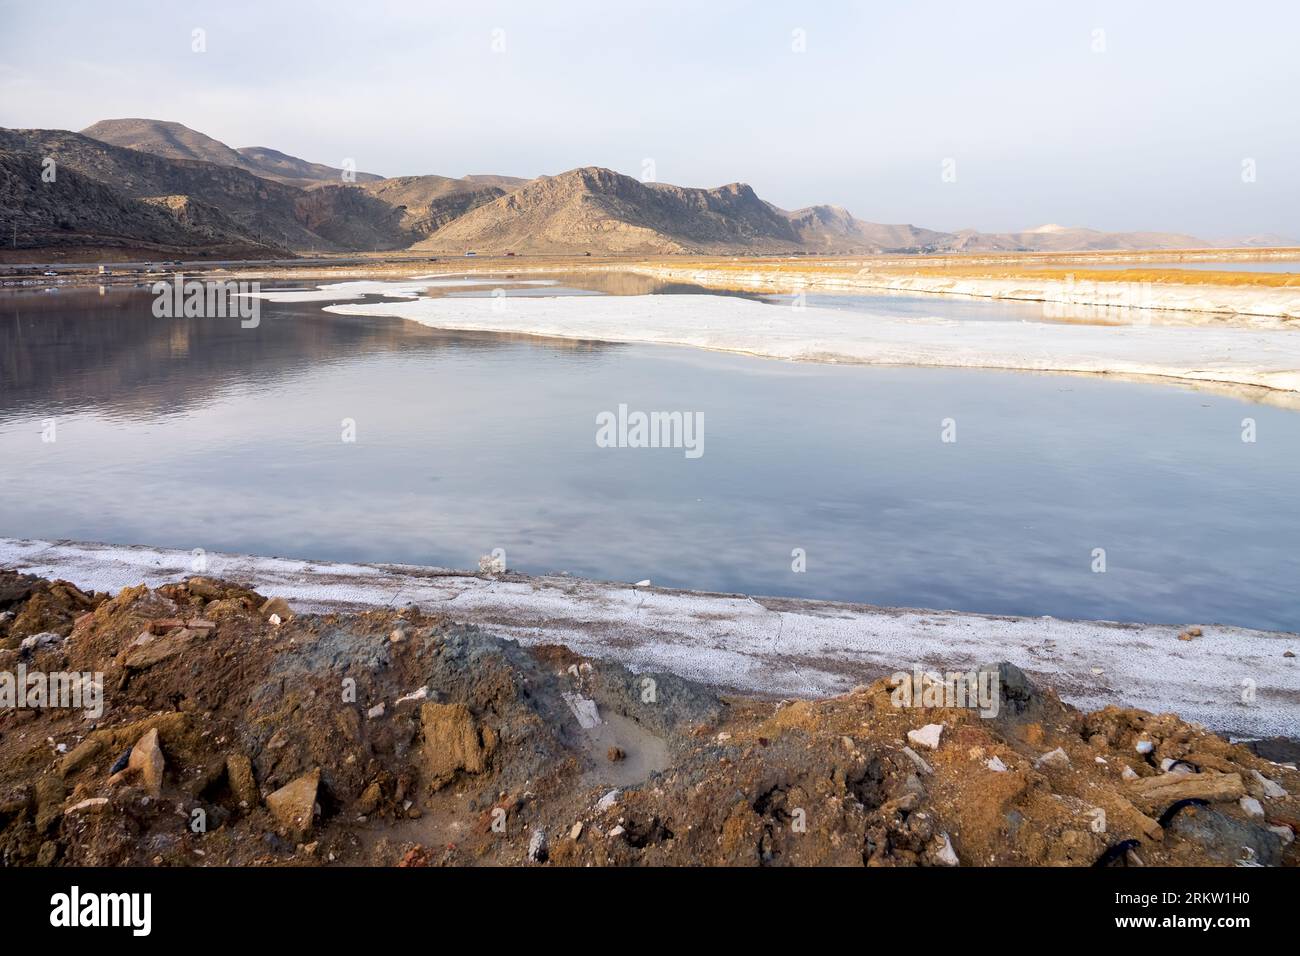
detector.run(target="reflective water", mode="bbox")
[1,284,1297,630]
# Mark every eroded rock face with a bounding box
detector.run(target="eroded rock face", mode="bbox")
[419,703,497,791]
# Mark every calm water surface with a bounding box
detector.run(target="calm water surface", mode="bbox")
[1,283,1297,631]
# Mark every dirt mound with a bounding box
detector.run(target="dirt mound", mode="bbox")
[0,570,106,649]
[0,573,1294,867]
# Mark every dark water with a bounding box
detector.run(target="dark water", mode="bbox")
[1,285,1298,631]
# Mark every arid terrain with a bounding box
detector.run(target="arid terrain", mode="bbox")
[1,569,1296,867]
[5,118,1294,263]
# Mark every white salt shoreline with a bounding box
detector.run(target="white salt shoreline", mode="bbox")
[235,277,559,303]
[320,292,1300,394]
[2,538,1295,740]
[611,264,1300,322]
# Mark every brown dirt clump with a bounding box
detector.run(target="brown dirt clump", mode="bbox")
[0,573,1295,867]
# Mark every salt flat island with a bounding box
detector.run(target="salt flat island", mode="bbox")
[312,282,1300,395]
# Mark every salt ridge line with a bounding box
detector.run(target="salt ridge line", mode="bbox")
[322,292,1300,393]
[609,264,1300,321]
[1,538,1294,740]
[234,277,560,303]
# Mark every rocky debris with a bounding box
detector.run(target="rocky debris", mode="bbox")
[527,827,548,863]
[33,777,66,834]
[1126,772,1246,810]
[0,571,104,649]
[64,797,109,815]
[395,686,429,706]
[259,596,293,622]
[1167,805,1285,866]
[357,781,383,816]
[1035,747,1071,770]
[984,661,1039,718]
[1248,769,1287,800]
[932,832,959,866]
[419,703,497,791]
[1240,796,1265,818]
[225,754,258,809]
[266,769,320,842]
[0,572,1296,868]
[60,712,192,778]
[121,627,199,670]
[125,728,165,797]
[19,631,63,653]
[562,692,601,729]
[901,746,933,775]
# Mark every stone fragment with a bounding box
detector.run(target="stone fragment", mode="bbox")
[1240,796,1265,818]
[65,797,109,814]
[932,832,959,866]
[123,628,198,670]
[225,754,258,808]
[907,724,944,751]
[527,827,548,863]
[901,746,933,775]
[1247,769,1286,799]
[1035,747,1070,770]
[1126,771,1245,809]
[19,632,62,653]
[128,728,165,797]
[260,596,293,621]
[266,768,320,841]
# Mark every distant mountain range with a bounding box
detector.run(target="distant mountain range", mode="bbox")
[79,118,384,188]
[0,118,1291,260]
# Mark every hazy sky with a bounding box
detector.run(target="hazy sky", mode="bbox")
[2,0,1296,238]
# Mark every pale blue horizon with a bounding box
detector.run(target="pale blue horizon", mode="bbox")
[1,0,1296,239]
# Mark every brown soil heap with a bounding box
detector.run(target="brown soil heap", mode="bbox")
[0,569,1294,867]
